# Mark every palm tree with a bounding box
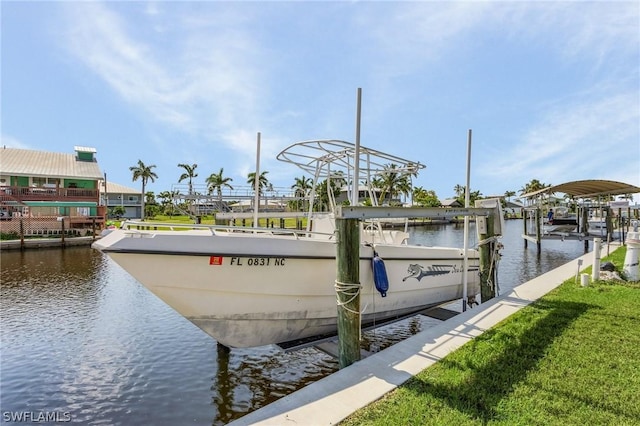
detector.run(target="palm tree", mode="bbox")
[377,163,408,204]
[291,175,312,211]
[395,177,412,205]
[413,186,441,207]
[248,171,270,209]
[157,191,173,207]
[504,190,516,202]
[157,190,179,214]
[178,163,198,195]
[247,171,270,195]
[145,191,156,205]
[130,160,158,220]
[206,168,234,211]
[454,184,465,198]
[314,176,345,211]
[519,179,550,195]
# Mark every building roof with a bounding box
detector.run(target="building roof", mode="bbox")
[521,179,640,199]
[441,198,463,207]
[0,147,103,180]
[100,181,140,194]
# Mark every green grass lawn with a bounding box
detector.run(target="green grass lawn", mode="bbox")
[341,247,640,425]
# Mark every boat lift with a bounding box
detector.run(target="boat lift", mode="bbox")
[520,180,640,250]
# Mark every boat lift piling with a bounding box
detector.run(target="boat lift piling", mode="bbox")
[335,204,501,368]
[335,217,361,368]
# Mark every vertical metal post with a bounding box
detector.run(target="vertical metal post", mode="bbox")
[462,129,472,311]
[351,88,362,207]
[253,132,261,230]
[336,217,361,368]
[592,237,601,281]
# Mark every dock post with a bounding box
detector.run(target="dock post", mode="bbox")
[19,218,24,250]
[335,217,361,368]
[592,237,601,282]
[535,208,542,250]
[61,217,66,247]
[523,209,528,248]
[479,212,497,302]
[581,207,589,251]
[605,207,614,242]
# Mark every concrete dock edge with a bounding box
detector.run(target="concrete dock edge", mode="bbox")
[229,243,617,426]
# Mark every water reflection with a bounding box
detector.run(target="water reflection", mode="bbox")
[0,220,591,425]
[1,247,339,425]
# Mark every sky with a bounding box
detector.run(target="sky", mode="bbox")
[2,1,639,201]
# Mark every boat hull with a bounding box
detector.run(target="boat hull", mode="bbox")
[95,229,481,347]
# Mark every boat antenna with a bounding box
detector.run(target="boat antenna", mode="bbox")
[351,88,362,207]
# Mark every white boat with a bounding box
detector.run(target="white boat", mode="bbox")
[542,206,578,236]
[587,209,609,237]
[93,140,485,348]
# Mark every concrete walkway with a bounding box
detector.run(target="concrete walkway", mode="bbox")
[229,243,613,426]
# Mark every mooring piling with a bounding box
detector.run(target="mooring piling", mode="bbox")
[335,204,502,369]
[335,217,361,368]
[478,210,497,302]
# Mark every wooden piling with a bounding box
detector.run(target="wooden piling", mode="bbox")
[523,209,528,248]
[19,218,24,250]
[535,208,542,250]
[479,212,496,302]
[61,217,66,247]
[335,217,361,368]
[581,207,589,251]
[605,207,613,243]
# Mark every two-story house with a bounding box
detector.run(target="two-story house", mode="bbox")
[0,146,106,234]
[100,181,142,219]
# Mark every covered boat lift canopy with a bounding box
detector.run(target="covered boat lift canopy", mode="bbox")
[520,180,639,247]
[521,179,640,199]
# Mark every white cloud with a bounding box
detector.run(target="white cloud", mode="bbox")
[487,89,639,187]
[60,2,269,154]
[51,1,638,193]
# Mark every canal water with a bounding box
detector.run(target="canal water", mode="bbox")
[1,220,590,425]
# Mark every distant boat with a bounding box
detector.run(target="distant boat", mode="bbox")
[587,209,608,236]
[543,206,578,235]
[93,140,490,348]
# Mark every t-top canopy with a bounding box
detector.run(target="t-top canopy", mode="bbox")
[276,139,425,179]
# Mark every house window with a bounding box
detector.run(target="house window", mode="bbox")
[127,196,138,202]
[32,177,59,187]
[32,177,46,187]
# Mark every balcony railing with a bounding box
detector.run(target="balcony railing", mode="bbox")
[0,186,99,203]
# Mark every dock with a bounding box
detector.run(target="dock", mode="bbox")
[0,236,96,250]
[227,243,613,426]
